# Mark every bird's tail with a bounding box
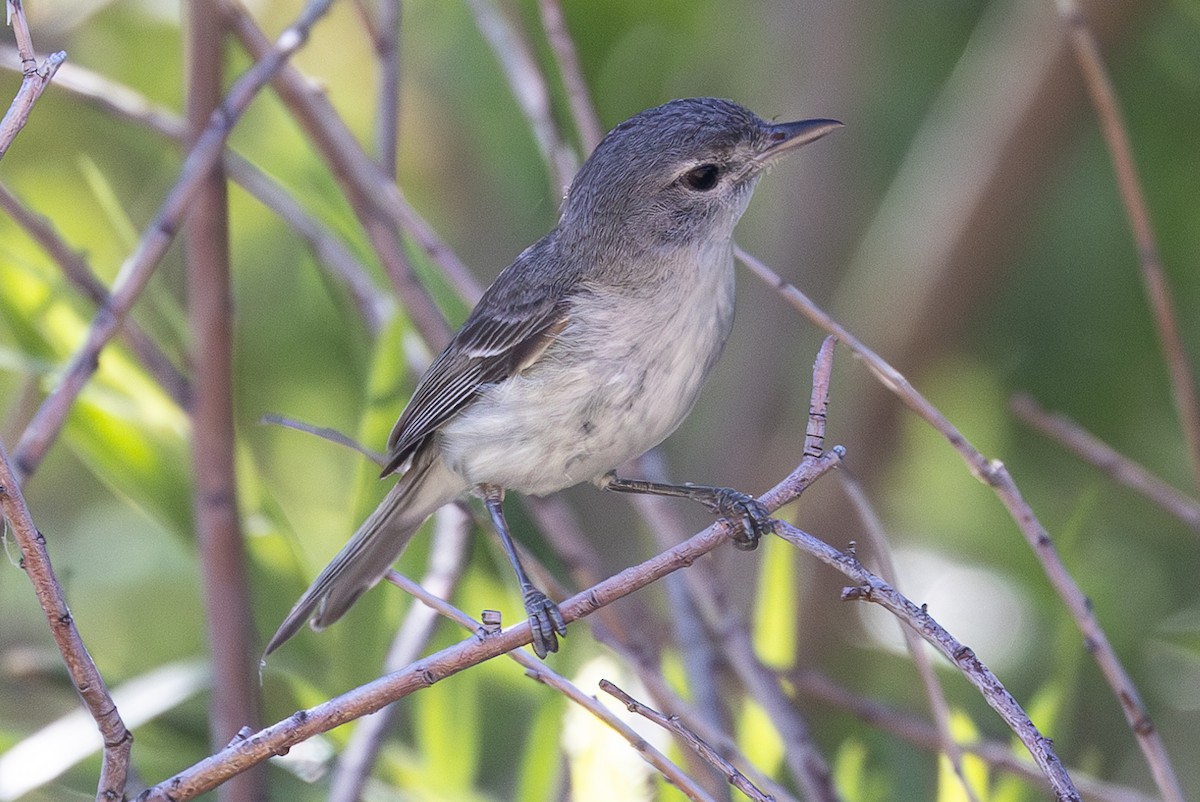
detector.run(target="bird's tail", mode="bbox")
[264,450,466,656]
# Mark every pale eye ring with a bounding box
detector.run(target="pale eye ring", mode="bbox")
[682,163,721,191]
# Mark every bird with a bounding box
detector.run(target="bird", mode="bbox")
[265,97,841,659]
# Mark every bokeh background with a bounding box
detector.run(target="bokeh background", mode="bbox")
[1,0,1198,800]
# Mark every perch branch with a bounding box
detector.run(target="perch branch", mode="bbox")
[773,520,1080,801]
[737,245,1179,798]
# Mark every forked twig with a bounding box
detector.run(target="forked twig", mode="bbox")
[737,245,1179,800]
[0,0,65,160]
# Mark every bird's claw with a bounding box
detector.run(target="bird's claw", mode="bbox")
[524,589,566,659]
[707,487,774,551]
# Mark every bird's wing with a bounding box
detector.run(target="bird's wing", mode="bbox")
[380,244,577,476]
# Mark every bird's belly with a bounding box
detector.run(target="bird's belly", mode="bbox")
[439,266,735,495]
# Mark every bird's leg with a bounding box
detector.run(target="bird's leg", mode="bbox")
[478,485,566,658]
[601,473,774,551]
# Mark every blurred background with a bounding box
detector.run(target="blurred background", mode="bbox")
[1,0,1198,800]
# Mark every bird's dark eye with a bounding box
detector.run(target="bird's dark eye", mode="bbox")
[682,164,721,191]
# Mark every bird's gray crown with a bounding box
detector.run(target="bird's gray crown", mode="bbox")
[559,98,776,248]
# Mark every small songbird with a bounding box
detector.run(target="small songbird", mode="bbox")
[266,98,841,659]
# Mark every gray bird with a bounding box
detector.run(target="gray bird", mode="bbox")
[266,98,841,659]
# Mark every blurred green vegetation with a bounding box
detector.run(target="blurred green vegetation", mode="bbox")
[2,0,1199,800]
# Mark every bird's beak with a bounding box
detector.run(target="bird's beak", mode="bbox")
[756,118,843,163]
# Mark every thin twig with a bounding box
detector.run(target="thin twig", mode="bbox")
[465,0,577,196]
[737,245,1179,798]
[839,470,981,802]
[11,0,338,481]
[601,681,771,802]
[1055,0,1200,505]
[1012,394,1200,534]
[0,0,66,161]
[0,181,191,406]
[0,441,133,802]
[259,413,386,465]
[133,449,844,801]
[774,520,1081,802]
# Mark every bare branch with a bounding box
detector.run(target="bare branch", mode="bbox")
[1055,0,1200,504]
[839,470,981,802]
[1012,394,1200,534]
[774,520,1080,801]
[183,3,264,799]
[737,245,1180,796]
[134,449,843,801]
[0,441,133,802]
[0,0,65,161]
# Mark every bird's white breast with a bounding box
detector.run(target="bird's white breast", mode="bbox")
[438,239,736,495]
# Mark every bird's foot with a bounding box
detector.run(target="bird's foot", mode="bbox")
[524,588,567,659]
[700,486,775,551]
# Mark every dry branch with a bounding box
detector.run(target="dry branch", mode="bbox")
[0,442,132,802]
[737,245,1180,799]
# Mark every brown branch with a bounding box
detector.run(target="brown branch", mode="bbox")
[11,0,337,482]
[1055,0,1200,503]
[1012,394,1200,534]
[0,441,133,802]
[133,448,843,801]
[774,520,1081,801]
[183,3,264,800]
[737,245,1181,797]
[0,0,65,161]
